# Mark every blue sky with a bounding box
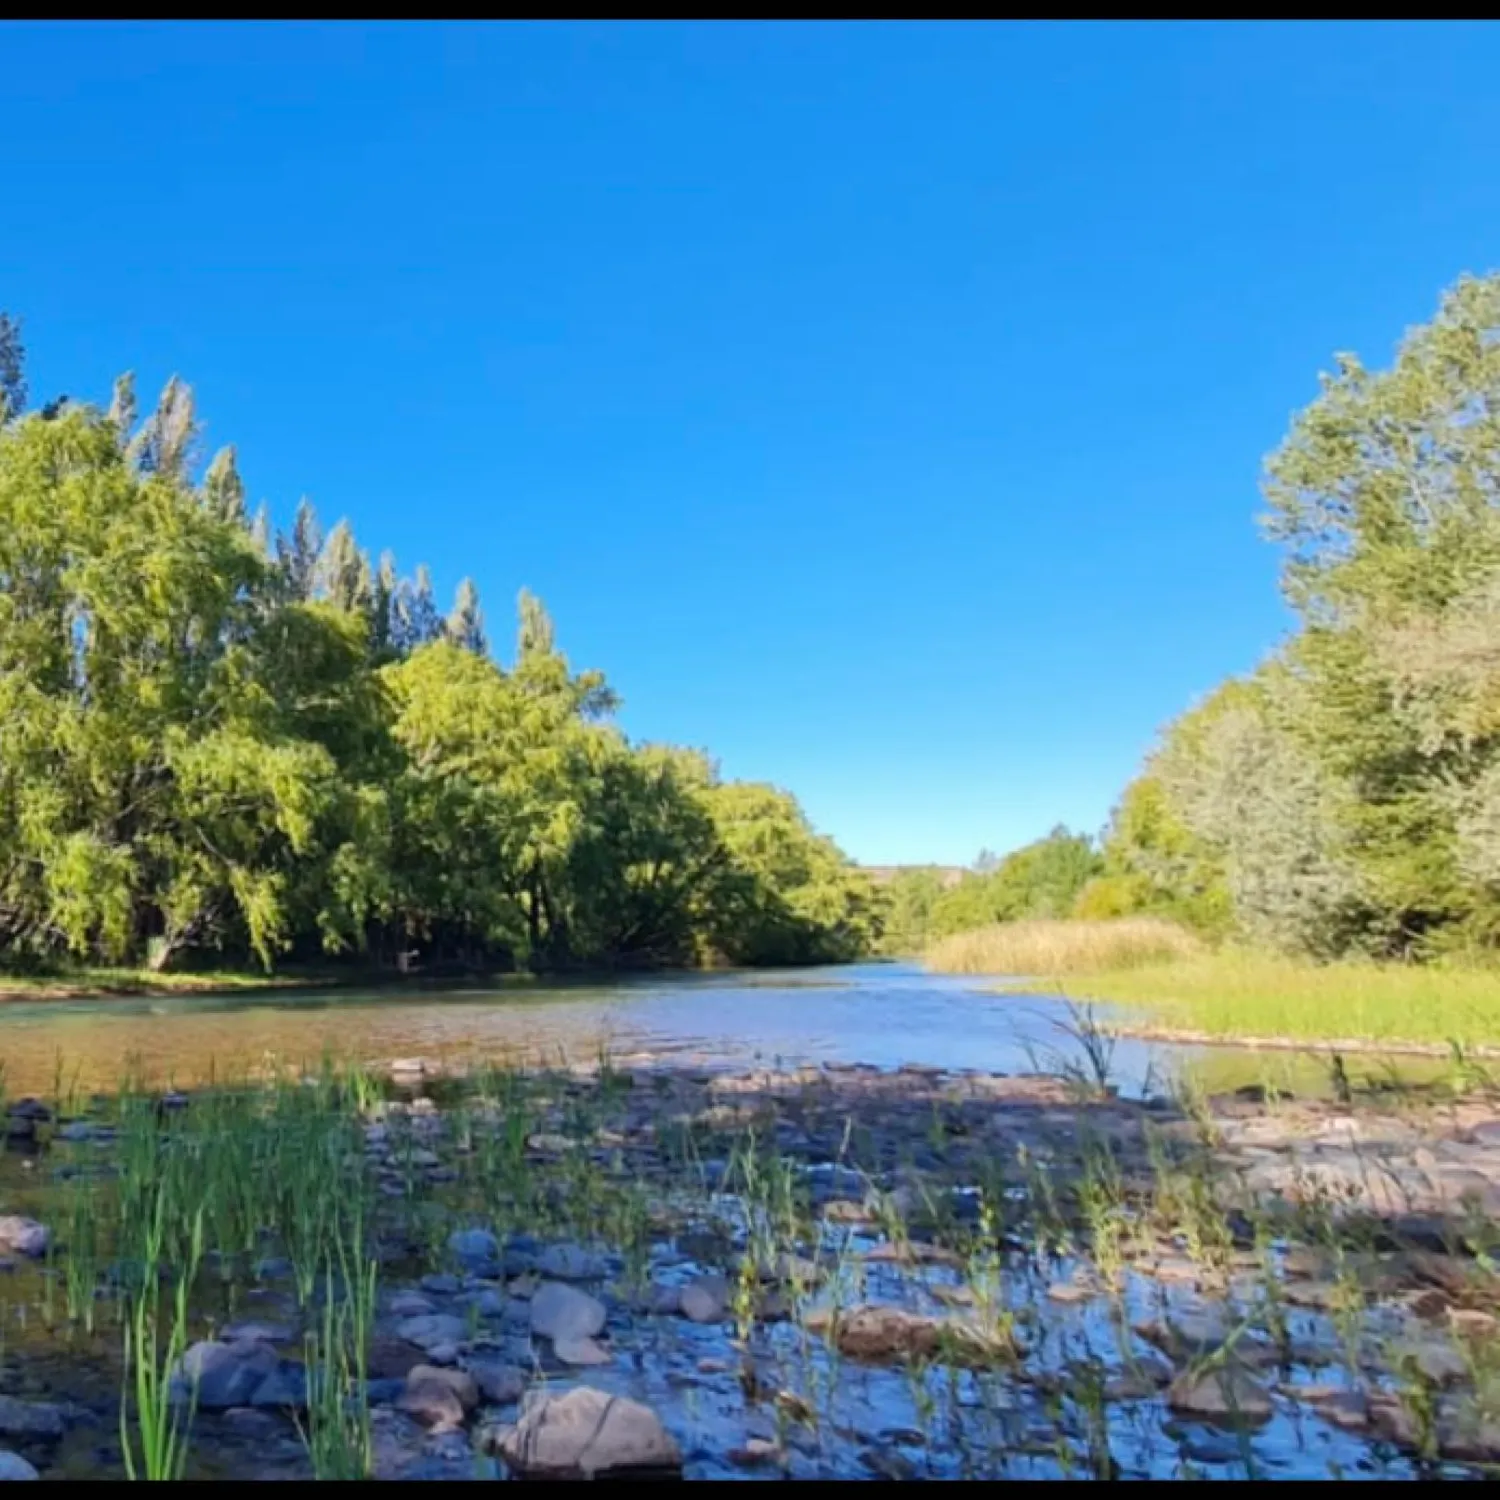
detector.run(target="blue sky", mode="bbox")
[6,22,1500,866]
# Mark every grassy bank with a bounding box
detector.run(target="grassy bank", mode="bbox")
[924,917,1202,976]
[925,918,1500,1050]
[0,967,313,1003]
[1052,952,1500,1050]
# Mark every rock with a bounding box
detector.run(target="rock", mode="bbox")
[220,1321,295,1345]
[0,1218,48,1258]
[553,1335,612,1366]
[397,1382,465,1433]
[0,1450,39,1480]
[527,1134,575,1154]
[498,1387,681,1478]
[530,1282,607,1342]
[7,1099,50,1122]
[680,1274,729,1324]
[1396,1337,1469,1387]
[0,1398,64,1440]
[729,1437,782,1468]
[394,1313,469,1351]
[366,1336,426,1381]
[808,1305,946,1362]
[642,1283,682,1316]
[172,1340,282,1411]
[424,1342,459,1367]
[1047,1281,1095,1305]
[247,1365,306,1410]
[1167,1368,1274,1425]
[449,1229,499,1266]
[397,1365,478,1431]
[389,1291,437,1318]
[469,1361,526,1406]
[420,1273,461,1296]
[537,1244,605,1281]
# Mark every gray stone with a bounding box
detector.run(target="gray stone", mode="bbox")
[1396,1337,1469,1387]
[389,1291,437,1318]
[642,1283,682,1316]
[499,1386,681,1477]
[0,1398,64,1440]
[0,1450,39,1480]
[469,1361,527,1406]
[420,1273,461,1296]
[172,1340,282,1411]
[680,1274,729,1324]
[537,1243,605,1281]
[404,1363,477,1410]
[394,1313,469,1350]
[219,1320,295,1345]
[449,1228,499,1266]
[530,1282,606,1342]
[468,1288,508,1319]
[0,1218,48,1259]
[553,1335,612,1366]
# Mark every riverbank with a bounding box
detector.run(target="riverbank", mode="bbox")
[4,1048,1500,1479]
[1031,953,1500,1052]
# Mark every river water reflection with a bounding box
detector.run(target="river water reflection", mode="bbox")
[0,961,1437,1098]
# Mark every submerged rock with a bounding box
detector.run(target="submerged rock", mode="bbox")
[0,1398,64,1440]
[498,1386,681,1478]
[171,1340,283,1411]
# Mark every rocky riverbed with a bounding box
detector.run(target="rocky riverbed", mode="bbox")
[3,1051,1500,1479]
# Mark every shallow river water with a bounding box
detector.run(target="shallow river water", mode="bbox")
[0,961,1322,1099]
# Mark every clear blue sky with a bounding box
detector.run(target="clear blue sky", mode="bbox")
[6,22,1500,866]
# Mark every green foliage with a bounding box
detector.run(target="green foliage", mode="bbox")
[878,867,953,955]
[926,827,1101,941]
[1098,270,1500,961]
[0,339,874,976]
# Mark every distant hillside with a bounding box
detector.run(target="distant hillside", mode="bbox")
[861,864,968,889]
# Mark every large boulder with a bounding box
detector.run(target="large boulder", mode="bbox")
[498,1387,680,1478]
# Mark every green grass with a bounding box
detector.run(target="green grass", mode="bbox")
[1033,951,1500,1050]
[0,965,317,1001]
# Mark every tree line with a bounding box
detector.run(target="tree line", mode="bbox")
[887,272,1500,965]
[0,327,881,976]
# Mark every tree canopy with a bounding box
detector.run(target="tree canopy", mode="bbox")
[0,331,880,975]
[1092,271,1500,960]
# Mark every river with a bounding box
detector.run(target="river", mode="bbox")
[0,960,1411,1099]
